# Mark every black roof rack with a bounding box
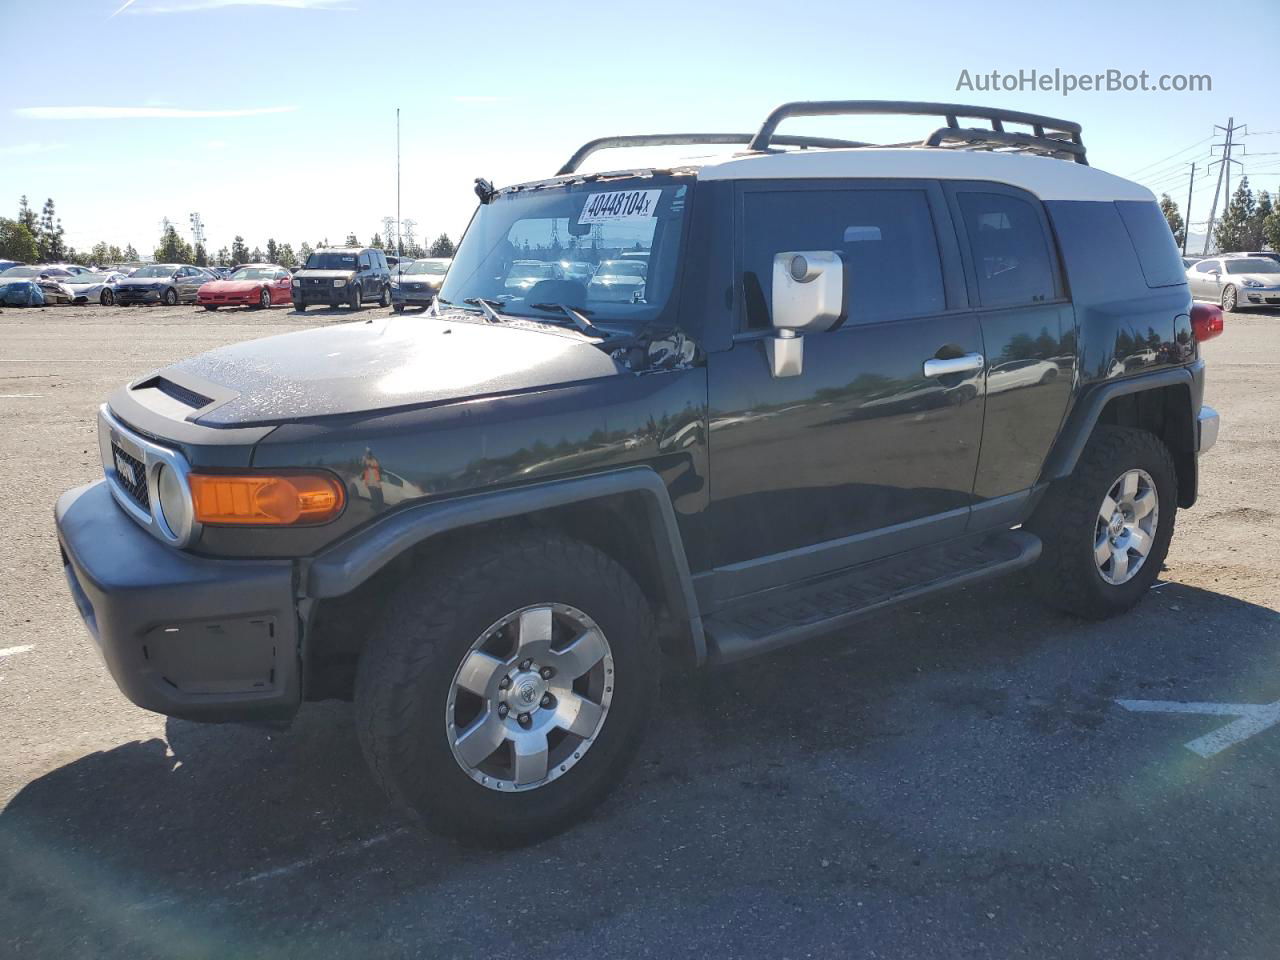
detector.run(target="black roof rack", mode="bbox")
[557,101,1086,176]
[556,132,870,176]
[749,100,1087,164]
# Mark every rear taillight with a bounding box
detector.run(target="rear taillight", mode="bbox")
[1191,303,1224,343]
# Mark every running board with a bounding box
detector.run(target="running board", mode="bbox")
[703,530,1041,664]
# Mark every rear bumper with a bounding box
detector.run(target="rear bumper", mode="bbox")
[1198,405,1220,454]
[391,286,437,306]
[55,481,303,723]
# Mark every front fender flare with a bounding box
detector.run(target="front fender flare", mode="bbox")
[305,466,707,663]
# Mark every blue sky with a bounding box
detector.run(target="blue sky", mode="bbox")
[1,0,1277,258]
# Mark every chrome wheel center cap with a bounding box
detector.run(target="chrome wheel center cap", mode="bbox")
[507,671,546,711]
[1109,512,1126,537]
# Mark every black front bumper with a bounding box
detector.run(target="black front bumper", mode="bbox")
[55,481,303,723]
[294,285,345,305]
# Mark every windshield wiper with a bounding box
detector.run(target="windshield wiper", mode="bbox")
[530,302,608,339]
[463,297,506,323]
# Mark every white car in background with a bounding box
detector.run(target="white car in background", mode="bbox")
[63,270,127,306]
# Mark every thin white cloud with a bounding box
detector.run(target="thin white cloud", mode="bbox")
[15,105,297,120]
[116,0,349,13]
[0,142,66,156]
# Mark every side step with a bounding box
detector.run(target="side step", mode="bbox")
[703,530,1041,664]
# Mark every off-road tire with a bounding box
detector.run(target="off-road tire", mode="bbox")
[353,531,658,846]
[1027,425,1177,619]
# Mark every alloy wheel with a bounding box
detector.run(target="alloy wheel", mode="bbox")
[445,603,614,792]
[1094,468,1158,585]
[1221,285,1236,312]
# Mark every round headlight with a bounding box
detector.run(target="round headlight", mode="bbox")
[155,464,192,538]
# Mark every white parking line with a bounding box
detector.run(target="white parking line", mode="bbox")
[236,828,407,885]
[0,645,34,658]
[1115,698,1280,757]
[0,394,44,398]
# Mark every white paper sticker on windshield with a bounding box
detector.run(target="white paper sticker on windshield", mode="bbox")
[578,189,662,224]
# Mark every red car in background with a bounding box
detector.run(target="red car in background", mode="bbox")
[197,263,293,310]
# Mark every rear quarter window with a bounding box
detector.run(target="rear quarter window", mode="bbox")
[1115,200,1186,288]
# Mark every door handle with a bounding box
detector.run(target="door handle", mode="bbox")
[923,353,985,378]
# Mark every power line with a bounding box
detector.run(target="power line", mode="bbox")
[1123,135,1214,178]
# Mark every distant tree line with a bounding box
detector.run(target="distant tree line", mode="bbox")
[0,195,456,268]
[1159,179,1280,253]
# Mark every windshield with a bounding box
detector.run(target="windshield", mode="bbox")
[306,252,357,270]
[403,260,448,276]
[1225,258,1280,274]
[439,179,689,324]
[1,266,41,277]
[132,265,175,278]
[230,267,276,280]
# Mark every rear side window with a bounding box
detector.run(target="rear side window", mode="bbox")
[1116,200,1186,288]
[741,187,945,329]
[957,192,1056,307]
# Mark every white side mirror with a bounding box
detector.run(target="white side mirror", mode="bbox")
[766,251,844,377]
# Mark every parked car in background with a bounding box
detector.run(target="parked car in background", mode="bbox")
[292,246,391,311]
[64,270,127,305]
[103,263,141,276]
[1181,256,1204,268]
[0,265,75,304]
[391,257,450,312]
[504,260,562,293]
[559,260,596,283]
[114,264,208,306]
[197,263,293,310]
[0,265,74,281]
[0,259,24,272]
[588,258,647,302]
[42,263,94,277]
[1221,251,1280,265]
[1188,256,1280,310]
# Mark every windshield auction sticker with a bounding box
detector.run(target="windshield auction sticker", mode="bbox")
[578,190,662,224]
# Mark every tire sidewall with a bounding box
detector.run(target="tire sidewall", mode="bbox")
[359,544,656,842]
[1066,434,1176,613]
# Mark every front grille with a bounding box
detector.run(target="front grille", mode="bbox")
[153,377,211,410]
[110,441,149,511]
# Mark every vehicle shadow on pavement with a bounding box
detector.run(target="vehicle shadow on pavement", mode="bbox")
[4,577,1279,958]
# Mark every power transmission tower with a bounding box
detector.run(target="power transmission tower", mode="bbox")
[1202,118,1246,254]
[188,212,206,250]
[1183,162,1195,255]
[381,216,396,252]
[159,216,172,236]
[401,218,417,253]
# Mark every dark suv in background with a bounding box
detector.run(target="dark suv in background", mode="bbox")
[292,246,391,311]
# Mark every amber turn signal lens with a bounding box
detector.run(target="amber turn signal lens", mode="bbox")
[190,472,345,526]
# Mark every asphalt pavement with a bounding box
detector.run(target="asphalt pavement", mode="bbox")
[1,300,1277,959]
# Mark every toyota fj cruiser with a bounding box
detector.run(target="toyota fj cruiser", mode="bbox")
[292,245,391,310]
[56,101,1223,845]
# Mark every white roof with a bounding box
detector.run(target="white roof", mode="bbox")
[695,148,1153,203]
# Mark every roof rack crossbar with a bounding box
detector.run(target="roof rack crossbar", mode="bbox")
[922,126,1087,160]
[556,132,870,176]
[749,100,1087,164]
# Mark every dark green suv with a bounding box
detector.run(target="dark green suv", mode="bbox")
[55,102,1222,845]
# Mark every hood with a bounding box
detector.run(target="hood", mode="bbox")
[295,269,357,281]
[203,279,262,293]
[118,276,173,286]
[65,279,106,291]
[160,313,623,426]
